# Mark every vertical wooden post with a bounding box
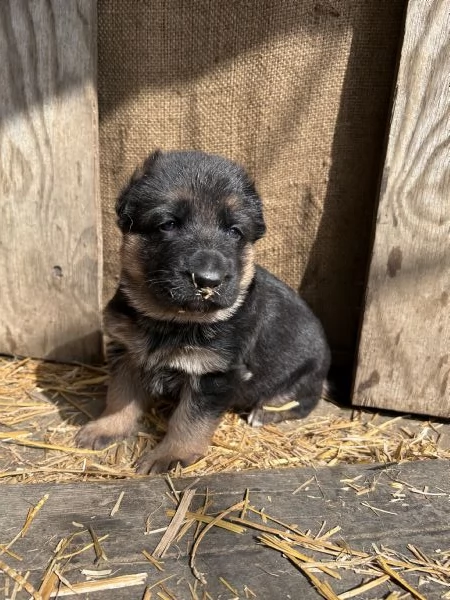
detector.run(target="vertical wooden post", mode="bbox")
[0,0,102,362]
[353,0,449,417]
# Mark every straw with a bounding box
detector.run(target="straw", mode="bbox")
[0,493,49,556]
[377,557,427,600]
[110,490,125,516]
[152,489,196,559]
[0,558,42,599]
[190,501,245,584]
[142,550,165,572]
[87,525,108,565]
[0,356,448,484]
[48,573,148,596]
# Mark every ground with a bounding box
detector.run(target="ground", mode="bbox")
[0,357,449,598]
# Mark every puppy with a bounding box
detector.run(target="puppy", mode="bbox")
[76,150,331,474]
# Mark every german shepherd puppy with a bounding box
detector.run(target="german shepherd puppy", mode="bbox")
[76,150,330,474]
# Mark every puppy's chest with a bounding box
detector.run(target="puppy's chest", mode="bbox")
[140,344,230,397]
[136,321,233,376]
[110,314,235,394]
[147,344,230,375]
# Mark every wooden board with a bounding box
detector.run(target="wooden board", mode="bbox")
[353,0,450,417]
[0,461,449,599]
[0,0,102,363]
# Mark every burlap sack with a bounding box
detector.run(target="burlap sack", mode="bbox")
[98,0,405,365]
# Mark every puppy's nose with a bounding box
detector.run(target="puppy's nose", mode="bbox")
[193,269,223,289]
[189,250,228,289]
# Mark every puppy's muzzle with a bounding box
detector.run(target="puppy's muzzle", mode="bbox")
[188,250,229,296]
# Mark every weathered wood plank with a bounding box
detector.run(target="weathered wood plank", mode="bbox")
[0,461,449,598]
[0,0,102,362]
[353,0,450,417]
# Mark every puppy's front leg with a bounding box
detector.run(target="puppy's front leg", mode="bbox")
[76,357,144,450]
[136,372,234,475]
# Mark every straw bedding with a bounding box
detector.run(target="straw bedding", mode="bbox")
[0,357,448,484]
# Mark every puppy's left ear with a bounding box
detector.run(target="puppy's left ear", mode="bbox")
[130,149,162,183]
[245,180,266,241]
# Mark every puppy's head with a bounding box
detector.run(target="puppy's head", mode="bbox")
[117,150,266,322]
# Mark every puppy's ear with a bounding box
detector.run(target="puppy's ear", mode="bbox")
[142,149,162,174]
[244,180,266,241]
[115,150,162,232]
[130,149,162,183]
[115,185,133,232]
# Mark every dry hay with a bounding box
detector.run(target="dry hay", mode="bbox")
[0,356,449,484]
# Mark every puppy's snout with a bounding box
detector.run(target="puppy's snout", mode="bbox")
[189,250,229,289]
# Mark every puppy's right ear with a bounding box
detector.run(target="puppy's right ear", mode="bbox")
[115,150,162,232]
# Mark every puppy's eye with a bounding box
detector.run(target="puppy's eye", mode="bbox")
[159,220,177,232]
[227,226,243,239]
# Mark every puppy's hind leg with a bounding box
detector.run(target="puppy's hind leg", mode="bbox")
[76,356,145,450]
[248,371,326,427]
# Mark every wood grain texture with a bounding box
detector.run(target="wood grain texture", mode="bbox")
[0,0,102,362]
[0,461,449,599]
[353,0,450,417]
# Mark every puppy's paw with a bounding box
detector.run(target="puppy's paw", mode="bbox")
[135,447,203,475]
[247,407,292,427]
[247,408,268,427]
[75,421,125,450]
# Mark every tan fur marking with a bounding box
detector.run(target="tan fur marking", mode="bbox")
[167,186,194,202]
[239,243,256,292]
[121,234,145,281]
[76,361,145,447]
[136,383,220,473]
[162,384,218,455]
[104,309,149,365]
[120,272,188,322]
[78,396,142,442]
[224,195,241,210]
[163,346,229,374]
